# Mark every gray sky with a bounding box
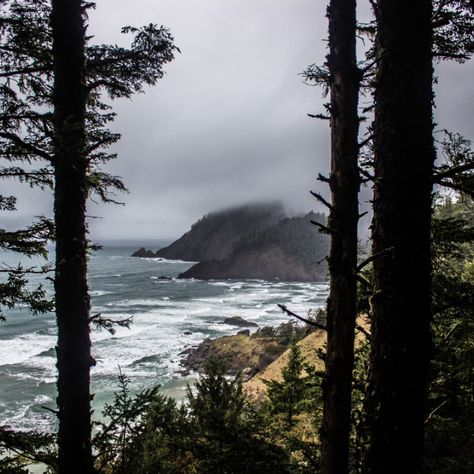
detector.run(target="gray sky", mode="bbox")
[4,0,474,240]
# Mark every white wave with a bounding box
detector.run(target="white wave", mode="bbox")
[208,281,232,287]
[90,290,112,297]
[34,394,53,404]
[1,254,330,433]
[0,333,55,366]
[141,257,198,264]
[105,298,169,308]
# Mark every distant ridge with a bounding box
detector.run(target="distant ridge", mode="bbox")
[132,203,329,282]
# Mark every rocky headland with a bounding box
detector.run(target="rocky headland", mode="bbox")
[132,202,329,282]
[178,319,317,380]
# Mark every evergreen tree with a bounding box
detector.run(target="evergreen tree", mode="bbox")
[319,1,361,473]
[424,189,474,473]
[50,0,93,470]
[265,341,307,428]
[0,0,177,470]
[363,0,435,471]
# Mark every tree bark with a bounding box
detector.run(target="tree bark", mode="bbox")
[364,1,434,472]
[51,1,94,472]
[320,1,360,473]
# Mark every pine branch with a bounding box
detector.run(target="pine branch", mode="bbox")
[433,162,474,181]
[0,131,51,161]
[89,313,133,334]
[437,179,474,198]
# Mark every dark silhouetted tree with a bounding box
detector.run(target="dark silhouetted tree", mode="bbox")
[363,0,435,471]
[310,1,361,473]
[1,0,177,471]
[51,0,94,470]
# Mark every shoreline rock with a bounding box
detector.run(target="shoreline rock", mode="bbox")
[131,247,156,258]
[178,321,314,381]
[222,316,258,327]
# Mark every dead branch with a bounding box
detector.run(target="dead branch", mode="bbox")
[310,190,333,211]
[277,304,327,331]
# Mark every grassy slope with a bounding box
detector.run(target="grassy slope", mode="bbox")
[244,329,326,400]
[244,316,370,400]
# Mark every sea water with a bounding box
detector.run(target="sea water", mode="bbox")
[0,243,328,432]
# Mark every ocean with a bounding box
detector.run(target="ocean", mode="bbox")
[0,243,329,432]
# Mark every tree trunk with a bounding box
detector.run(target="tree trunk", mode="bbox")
[51,1,94,472]
[364,1,434,472]
[320,1,360,473]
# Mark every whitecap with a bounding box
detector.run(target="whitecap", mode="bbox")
[0,333,56,366]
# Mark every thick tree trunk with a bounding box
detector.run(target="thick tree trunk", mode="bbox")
[320,1,360,473]
[364,1,434,472]
[51,1,94,472]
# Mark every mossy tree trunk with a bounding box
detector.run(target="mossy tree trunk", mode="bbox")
[320,1,360,473]
[51,0,94,472]
[363,0,434,472]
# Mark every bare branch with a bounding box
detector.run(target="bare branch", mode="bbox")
[357,247,394,273]
[311,220,336,235]
[310,190,333,211]
[425,400,448,425]
[318,173,331,183]
[277,304,327,331]
[308,113,330,120]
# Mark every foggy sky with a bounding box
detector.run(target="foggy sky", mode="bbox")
[3,0,474,241]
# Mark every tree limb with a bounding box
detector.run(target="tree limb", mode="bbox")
[310,190,333,211]
[277,304,327,331]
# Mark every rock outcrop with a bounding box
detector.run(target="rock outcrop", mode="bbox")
[180,334,285,380]
[222,316,258,327]
[131,247,156,258]
[179,212,329,282]
[179,321,318,380]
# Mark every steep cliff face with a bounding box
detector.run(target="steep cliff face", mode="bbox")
[131,203,329,282]
[179,212,329,282]
[154,202,285,261]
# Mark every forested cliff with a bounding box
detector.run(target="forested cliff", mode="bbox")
[132,204,329,281]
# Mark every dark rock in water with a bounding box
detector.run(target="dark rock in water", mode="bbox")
[131,247,156,258]
[223,316,258,327]
[183,331,192,335]
[237,329,251,336]
[158,276,172,280]
[180,339,214,373]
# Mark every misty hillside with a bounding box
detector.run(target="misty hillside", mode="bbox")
[135,202,285,261]
[178,211,329,281]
